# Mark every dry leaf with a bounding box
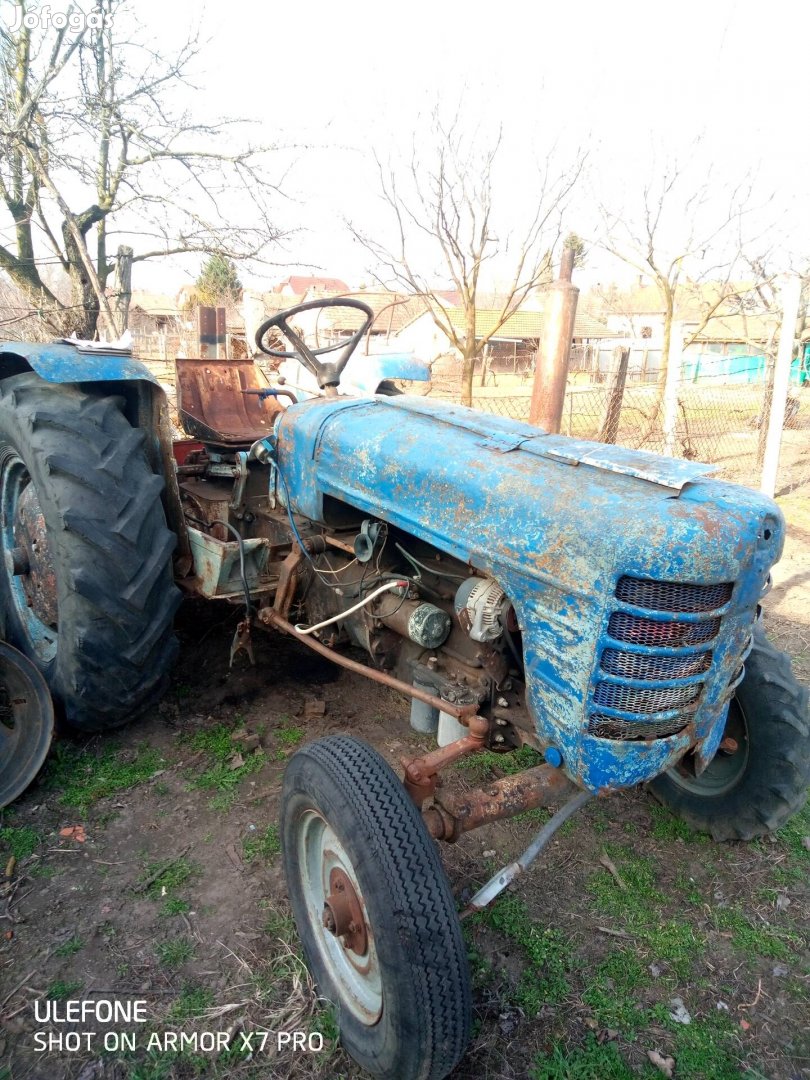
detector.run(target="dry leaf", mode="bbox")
[598,851,627,889]
[647,1049,675,1078]
[59,825,87,843]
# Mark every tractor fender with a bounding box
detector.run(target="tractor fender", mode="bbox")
[0,341,191,567]
[0,341,159,384]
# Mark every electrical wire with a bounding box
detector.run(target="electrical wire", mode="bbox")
[394,542,468,582]
[209,519,253,619]
[272,456,390,592]
[294,579,407,636]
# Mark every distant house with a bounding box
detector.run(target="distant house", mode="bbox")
[272,275,349,300]
[128,291,181,335]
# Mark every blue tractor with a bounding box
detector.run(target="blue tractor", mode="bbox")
[0,297,807,1080]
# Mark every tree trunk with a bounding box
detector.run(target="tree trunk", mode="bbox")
[460,349,476,407]
[62,224,101,339]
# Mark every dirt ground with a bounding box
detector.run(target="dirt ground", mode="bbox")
[0,492,808,1080]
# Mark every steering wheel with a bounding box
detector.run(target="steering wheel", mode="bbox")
[255,297,374,393]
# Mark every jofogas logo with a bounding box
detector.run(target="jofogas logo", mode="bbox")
[5,5,112,32]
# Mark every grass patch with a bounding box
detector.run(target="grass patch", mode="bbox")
[665,1011,741,1080]
[168,984,214,1021]
[275,719,305,747]
[0,824,40,860]
[160,898,191,918]
[156,937,196,968]
[582,950,652,1032]
[46,979,83,1000]
[242,824,280,862]
[188,726,267,808]
[775,799,810,861]
[586,846,701,978]
[474,893,569,1006]
[648,805,708,844]
[455,745,545,783]
[186,724,235,761]
[140,856,201,901]
[531,1034,645,1079]
[710,907,801,961]
[54,935,84,958]
[44,742,163,810]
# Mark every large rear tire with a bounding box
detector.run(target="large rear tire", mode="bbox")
[649,625,809,840]
[281,735,471,1080]
[0,373,181,731]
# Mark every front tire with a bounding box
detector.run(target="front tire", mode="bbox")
[649,625,809,840]
[0,373,181,731]
[281,736,471,1080]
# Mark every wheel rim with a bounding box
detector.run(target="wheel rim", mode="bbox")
[0,448,58,664]
[0,641,54,808]
[666,697,749,797]
[297,809,383,1025]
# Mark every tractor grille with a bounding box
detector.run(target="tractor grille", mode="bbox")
[600,648,712,681]
[607,612,720,648]
[589,576,733,742]
[588,714,693,740]
[614,577,732,613]
[593,681,702,713]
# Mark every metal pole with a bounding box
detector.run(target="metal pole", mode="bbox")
[761,276,802,497]
[529,248,580,431]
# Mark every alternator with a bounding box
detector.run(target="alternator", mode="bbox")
[454,577,508,643]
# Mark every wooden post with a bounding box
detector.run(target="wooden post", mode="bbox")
[529,248,580,431]
[113,245,133,335]
[598,346,630,443]
[761,276,802,497]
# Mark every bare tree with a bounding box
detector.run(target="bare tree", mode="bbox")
[0,0,284,340]
[350,110,583,406]
[598,151,772,429]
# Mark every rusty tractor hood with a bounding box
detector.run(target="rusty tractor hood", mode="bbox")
[274,395,784,792]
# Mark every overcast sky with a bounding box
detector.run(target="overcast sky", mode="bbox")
[12,0,810,294]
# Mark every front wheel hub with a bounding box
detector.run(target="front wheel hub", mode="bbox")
[322,867,368,955]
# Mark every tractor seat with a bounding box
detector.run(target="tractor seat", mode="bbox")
[175,358,284,448]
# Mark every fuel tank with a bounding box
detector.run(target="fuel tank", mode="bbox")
[274,395,784,792]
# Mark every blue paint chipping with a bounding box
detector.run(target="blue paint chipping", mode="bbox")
[0,341,159,384]
[273,393,783,793]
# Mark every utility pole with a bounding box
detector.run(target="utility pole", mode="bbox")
[529,248,579,431]
[760,276,802,498]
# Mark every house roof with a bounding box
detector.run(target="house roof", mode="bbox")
[274,275,349,295]
[443,306,611,341]
[317,292,430,335]
[130,291,179,316]
[686,312,776,344]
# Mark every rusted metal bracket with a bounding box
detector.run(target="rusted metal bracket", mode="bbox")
[422,763,577,842]
[400,715,490,807]
[230,617,255,667]
[271,536,327,619]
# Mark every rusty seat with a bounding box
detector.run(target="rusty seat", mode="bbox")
[175,358,284,448]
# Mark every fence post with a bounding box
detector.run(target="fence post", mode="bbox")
[662,323,684,456]
[760,276,802,497]
[598,346,630,443]
[529,249,580,432]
